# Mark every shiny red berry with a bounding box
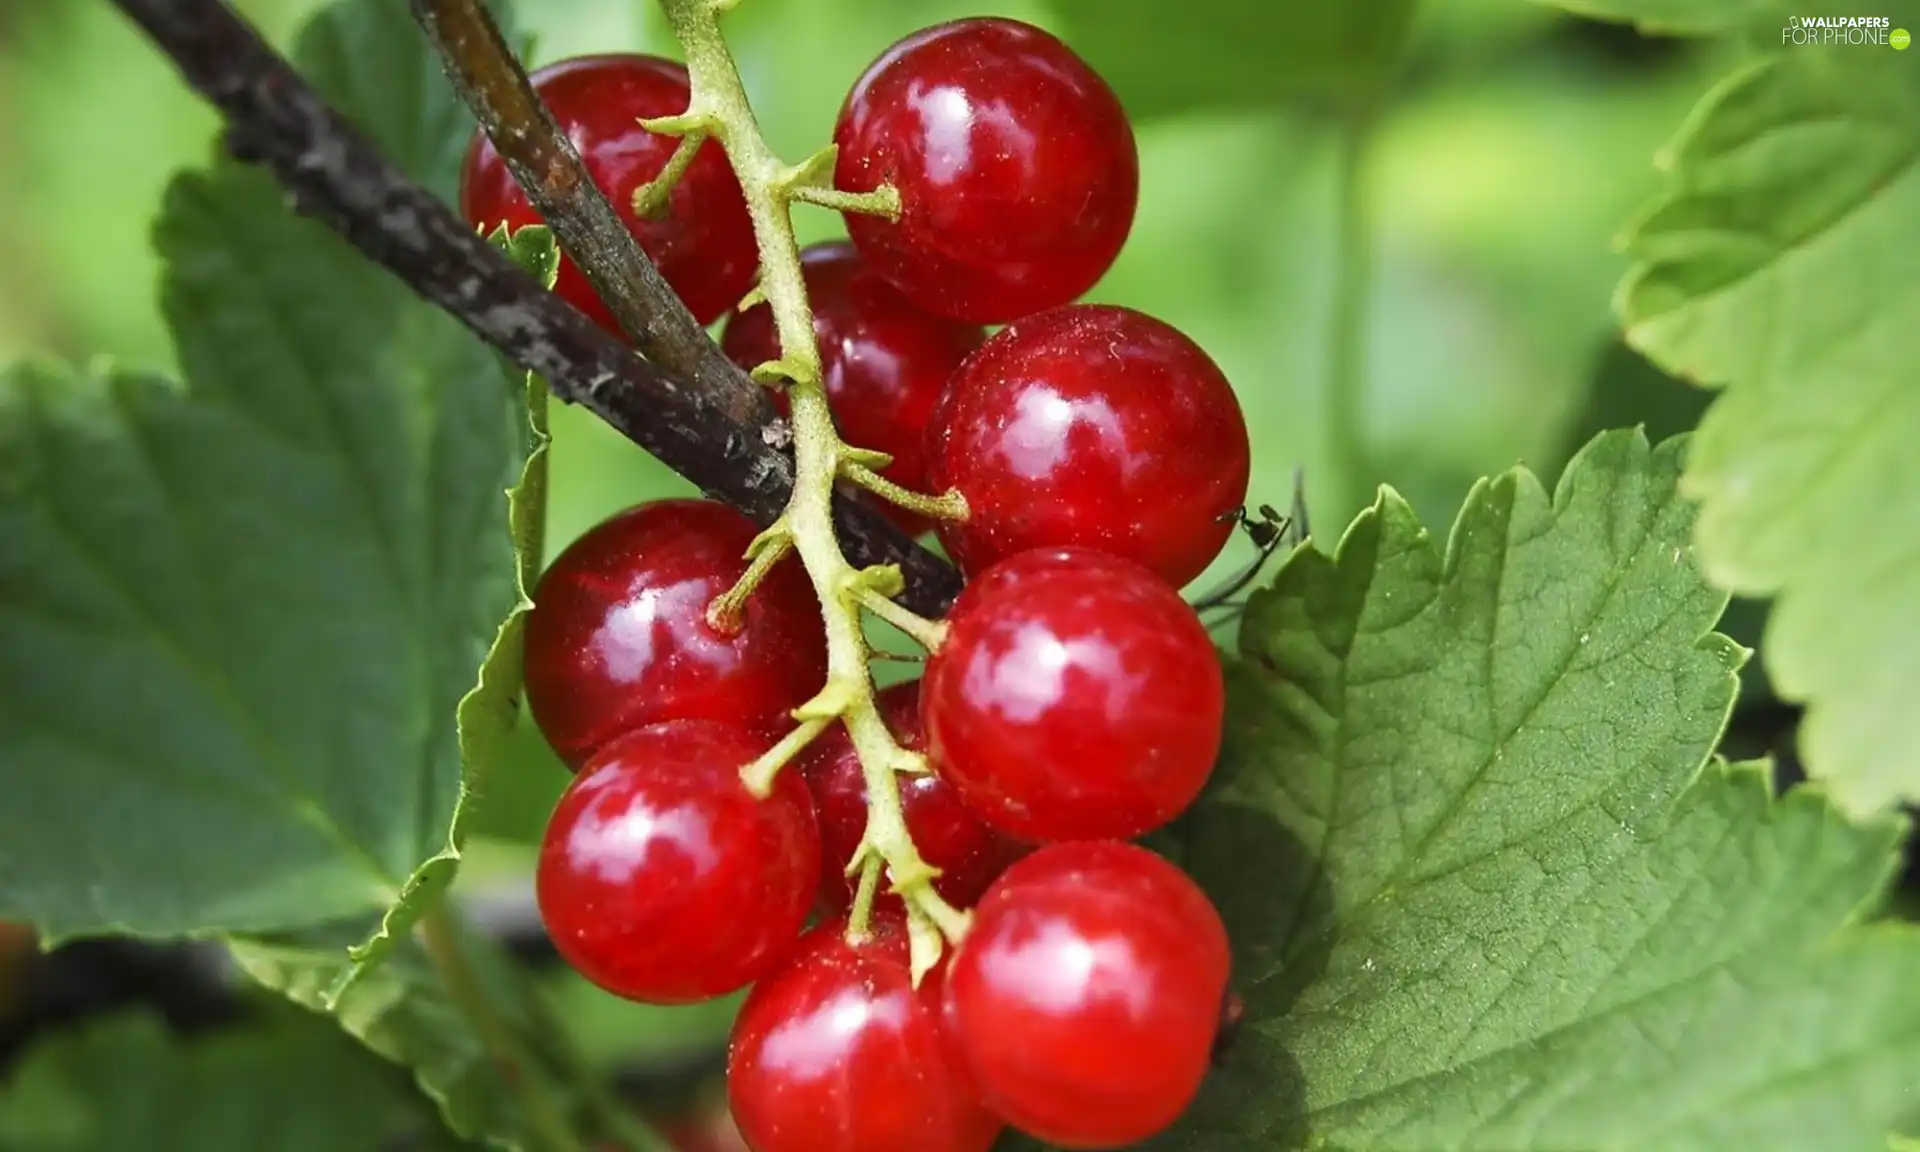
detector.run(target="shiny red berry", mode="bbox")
[459,54,758,328]
[729,916,1002,1152]
[926,304,1250,589]
[721,242,984,538]
[943,843,1229,1149]
[522,499,826,770]
[923,548,1223,842]
[833,18,1138,324]
[536,721,819,1004]
[800,680,1027,917]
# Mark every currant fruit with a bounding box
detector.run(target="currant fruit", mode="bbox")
[833,18,1138,324]
[923,548,1223,842]
[522,500,826,770]
[459,54,758,329]
[926,304,1251,589]
[722,241,984,537]
[729,916,1002,1152]
[800,680,1026,917]
[943,842,1229,1149]
[536,721,819,1004]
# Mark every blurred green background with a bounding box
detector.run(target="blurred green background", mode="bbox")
[0,0,1744,1116]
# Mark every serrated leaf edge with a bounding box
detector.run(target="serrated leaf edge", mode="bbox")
[318,227,558,1008]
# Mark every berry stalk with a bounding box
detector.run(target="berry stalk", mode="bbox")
[652,0,967,977]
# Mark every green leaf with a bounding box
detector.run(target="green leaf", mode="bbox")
[349,224,559,995]
[1554,343,1776,704]
[230,915,669,1152]
[0,0,522,951]
[229,923,541,1149]
[446,224,557,859]
[1017,431,1920,1150]
[0,1009,435,1151]
[1618,22,1920,817]
[1052,0,1416,117]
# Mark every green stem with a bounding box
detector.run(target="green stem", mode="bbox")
[656,0,968,979]
[741,715,831,797]
[631,128,708,220]
[419,907,584,1152]
[846,853,884,941]
[841,460,969,523]
[789,183,900,217]
[854,584,948,652]
[707,521,793,630]
[1328,109,1377,516]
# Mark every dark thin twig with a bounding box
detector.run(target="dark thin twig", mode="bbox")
[104,0,963,616]
[408,0,754,413]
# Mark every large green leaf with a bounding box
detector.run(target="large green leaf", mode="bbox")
[346,224,558,994]
[229,917,650,1152]
[231,915,674,1151]
[1619,22,1920,817]
[0,1,522,946]
[0,1010,437,1151]
[442,226,557,861]
[1016,431,1920,1149]
[1554,344,1776,704]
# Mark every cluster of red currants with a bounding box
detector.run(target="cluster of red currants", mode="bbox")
[463,16,1253,1152]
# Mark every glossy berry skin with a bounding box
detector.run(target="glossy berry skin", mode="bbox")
[800,680,1026,917]
[923,548,1223,842]
[944,843,1229,1149]
[537,721,819,1005]
[927,304,1251,589]
[729,916,1002,1152]
[523,500,827,770]
[460,54,757,329]
[723,242,984,538]
[833,19,1138,324]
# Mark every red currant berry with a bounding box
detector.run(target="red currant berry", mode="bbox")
[926,304,1251,589]
[459,54,758,328]
[537,721,819,1004]
[522,500,827,770]
[944,842,1229,1149]
[722,242,985,538]
[833,19,1138,324]
[800,680,1027,917]
[923,548,1223,842]
[729,916,1002,1152]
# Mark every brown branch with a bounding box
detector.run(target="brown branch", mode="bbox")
[104,0,963,616]
[408,0,751,412]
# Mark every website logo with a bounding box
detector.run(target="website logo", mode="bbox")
[1782,15,1907,46]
